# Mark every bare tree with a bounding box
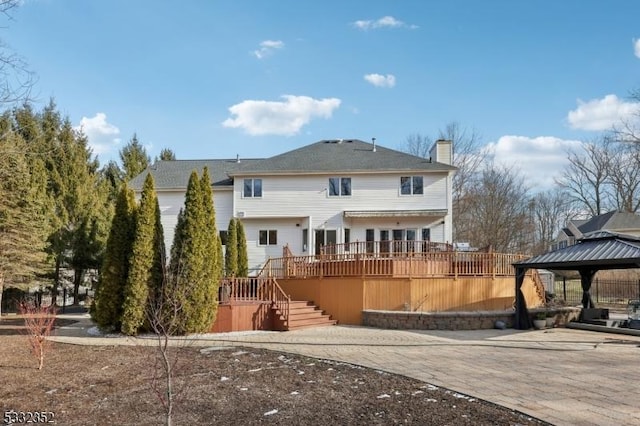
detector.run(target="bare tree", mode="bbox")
[462,163,531,253]
[612,88,640,144]
[606,140,640,213]
[438,122,487,243]
[145,252,192,426]
[0,1,35,105]
[555,139,611,217]
[402,122,487,243]
[530,189,576,254]
[403,133,433,158]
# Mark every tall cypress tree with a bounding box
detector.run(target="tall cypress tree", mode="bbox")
[198,167,221,329]
[92,184,136,331]
[224,218,238,276]
[120,133,150,181]
[169,171,206,333]
[236,219,249,277]
[168,168,221,333]
[121,174,164,335]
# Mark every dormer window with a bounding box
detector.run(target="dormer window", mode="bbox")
[244,178,262,198]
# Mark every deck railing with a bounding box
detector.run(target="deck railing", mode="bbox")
[320,240,453,257]
[261,250,527,279]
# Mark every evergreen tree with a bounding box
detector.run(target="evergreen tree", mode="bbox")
[169,171,206,333]
[121,174,164,335]
[120,133,150,181]
[46,118,103,306]
[168,169,221,334]
[92,184,136,331]
[236,219,249,277]
[199,167,221,328]
[158,148,176,161]
[0,133,49,316]
[224,218,238,276]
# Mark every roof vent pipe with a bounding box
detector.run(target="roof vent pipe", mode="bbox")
[236,154,240,163]
[372,137,377,152]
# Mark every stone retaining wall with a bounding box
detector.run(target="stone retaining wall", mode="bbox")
[362,307,581,330]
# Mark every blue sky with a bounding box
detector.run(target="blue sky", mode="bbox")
[4,1,640,189]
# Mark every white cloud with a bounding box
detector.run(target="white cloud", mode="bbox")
[364,73,396,88]
[566,94,639,131]
[75,112,121,155]
[485,135,582,190]
[253,40,284,59]
[634,38,640,58]
[222,95,341,136]
[352,16,418,31]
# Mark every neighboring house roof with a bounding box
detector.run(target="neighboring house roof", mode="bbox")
[130,139,455,190]
[516,231,640,270]
[230,139,455,175]
[556,212,640,241]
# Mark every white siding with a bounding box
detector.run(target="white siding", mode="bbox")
[155,170,453,273]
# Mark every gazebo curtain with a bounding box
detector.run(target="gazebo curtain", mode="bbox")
[579,268,596,309]
[514,267,532,330]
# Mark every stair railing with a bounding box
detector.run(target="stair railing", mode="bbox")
[266,277,290,327]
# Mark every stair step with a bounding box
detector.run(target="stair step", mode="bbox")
[272,300,336,331]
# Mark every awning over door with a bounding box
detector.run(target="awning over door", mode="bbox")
[343,209,447,219]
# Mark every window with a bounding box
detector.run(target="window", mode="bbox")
[244,178,262,198]
[259,229,277,245]
[219,230,228,246]
[400,176,423,195]
[329,177,351,196]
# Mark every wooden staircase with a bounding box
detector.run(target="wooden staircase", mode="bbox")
[273,301,337,331]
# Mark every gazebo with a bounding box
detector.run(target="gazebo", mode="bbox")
[512,231,640,330]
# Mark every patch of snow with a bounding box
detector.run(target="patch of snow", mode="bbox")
[248,368,262,372]
[45,389,57,394]
[377,394,391,399]
[231,350,248,356]
[101,366,109,370]
[426,398,437,402]
[305,363,315,366]
[263,409,278,416]
[394,391,401,396]
[220,376,230,381]
[87,326,121,338]
[290,391,299,395]
[297,370,304,375]
[423,384,439,391]
[200,346,235,354]
[411,390,423,396]
[239,387,248,391]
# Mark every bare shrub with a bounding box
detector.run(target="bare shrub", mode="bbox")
[19,300,57,370]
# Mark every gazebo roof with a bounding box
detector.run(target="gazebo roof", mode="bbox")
[514,231,640,271]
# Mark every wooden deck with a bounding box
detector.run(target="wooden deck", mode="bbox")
[211,245,545,331]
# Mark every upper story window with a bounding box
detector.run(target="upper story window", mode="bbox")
[329,177,351,196]
[400,176,423,195]
[244,178,262,198]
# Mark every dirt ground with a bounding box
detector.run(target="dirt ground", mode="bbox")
[0,318,549,425]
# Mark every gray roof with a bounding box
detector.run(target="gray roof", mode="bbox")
[231,139,455,175]
[578,211,640,233]
[130,139,455,190]
[129,158,262,190]
[515,231,640,270]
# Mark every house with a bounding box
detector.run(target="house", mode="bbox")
[551,211,640,251]
[130,138,456,275]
